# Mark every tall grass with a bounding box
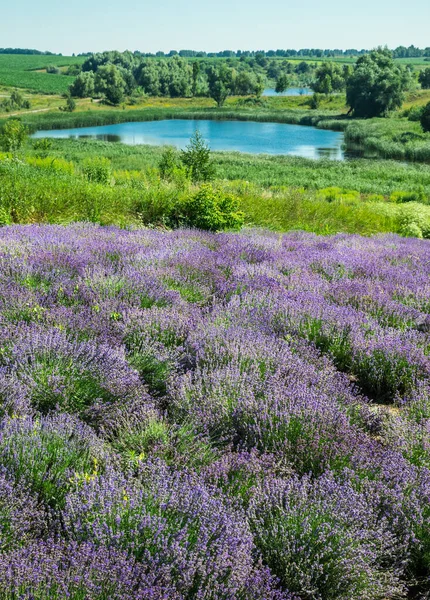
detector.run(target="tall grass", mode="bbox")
[1,153,429,236]
[27,138,430,197]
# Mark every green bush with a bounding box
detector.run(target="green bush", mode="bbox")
[171,184,244,231]
[82,157,112,184]
[317,187,360,203]
[0,118,28,152]
[421,102,430,133]
[398,203,430,238]
[408,106,424,122]
[181,130,215,182]
[308,93,322,110]
[390,189,428,204]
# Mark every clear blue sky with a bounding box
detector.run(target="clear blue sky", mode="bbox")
[1,0,429,56]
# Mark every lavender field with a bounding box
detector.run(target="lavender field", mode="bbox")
[0,223,429,599]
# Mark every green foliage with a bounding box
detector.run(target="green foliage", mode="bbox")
[418,67,430,89]
[390,188,427,204]
[180,130,215,182]
[0,118,28,151]
[69,71,95,98]
[275,74,289,94]
[346,48,412,117]
[0,416,100,510]
[397,203,430,238]
[311,62,347,94]
[82,156,112,184]
[158,146,189,185]
[421,102,430,133]
[94,64,126,105]
[308,92,322,109]
[46,64,61,75]
[171,184,244,231]
[0,89,31,112]
[59,94,76,113]
[32,137,53,157]
[407,106,424,122]
[207,65,235,107]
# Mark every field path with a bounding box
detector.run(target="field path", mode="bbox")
[8,107,53,117]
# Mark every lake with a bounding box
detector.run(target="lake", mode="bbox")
[32,119,345,160]
[263,87,313,96]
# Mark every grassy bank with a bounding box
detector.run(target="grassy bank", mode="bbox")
[29,138,430,196]
[1,142,430,237]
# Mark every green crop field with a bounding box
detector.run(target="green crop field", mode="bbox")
[0,54,85,94]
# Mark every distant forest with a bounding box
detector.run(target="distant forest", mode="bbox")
[0,48,56,55]
[1,46,430,59]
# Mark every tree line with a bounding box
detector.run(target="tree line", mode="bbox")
[70,53,280,105]
[68,48,427,120]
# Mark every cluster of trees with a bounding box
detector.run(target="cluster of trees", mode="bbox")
[96,46,430,59]
[67,48,424,118]
[310,49,414,118]
[0,90,31,112]
[346,50,412,117]
[70,53,266,105]
[392,45,430,58]
[0,48,57,55]
[310,63,353,94]
[2,46,430,60]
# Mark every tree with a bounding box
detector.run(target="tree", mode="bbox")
[206,65,235,107]
[181,130,215,182]
[94,64,126,105]
[69,71,95,98]
[346,48,412,117]
[420,102,430,133]
[311,62,346,94]
[234,71,264,96]
[192,62,200,96]
[0,118,28,151]
[61,93,76,112]
[275,74,289,94]
[418,68,430,89]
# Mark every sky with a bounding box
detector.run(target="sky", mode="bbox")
[1,0,429,56]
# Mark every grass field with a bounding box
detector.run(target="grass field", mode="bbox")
[0,54,84,94]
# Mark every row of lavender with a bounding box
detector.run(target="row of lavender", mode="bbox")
[0,224,429,599]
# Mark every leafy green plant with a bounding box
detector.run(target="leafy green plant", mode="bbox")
[171,184,244,231]
[0,118,28,152]
[181,130,215,182]
[421,102,430,133]
[82,157,112,184]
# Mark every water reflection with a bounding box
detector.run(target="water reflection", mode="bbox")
[33,119,345,161]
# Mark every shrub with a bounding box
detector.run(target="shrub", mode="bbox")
[308,92,322,109]
[32,137,53,157]
[181,130,215,182]
[64,463,260,598]
[398,203,430,238]
[158,146,189,186]
[420,102,430,133]
[171,184,244,231]
[249,472,406,599]
[408,106,424,122]
[0,118,28,152]
[0,414,107,510]
[82,156,112,184]
[390,189,428,204]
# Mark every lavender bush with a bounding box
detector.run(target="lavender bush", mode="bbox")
[0,223,428,598]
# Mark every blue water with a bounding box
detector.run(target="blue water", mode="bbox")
[32,119,345,160]
[263,87,313,96]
